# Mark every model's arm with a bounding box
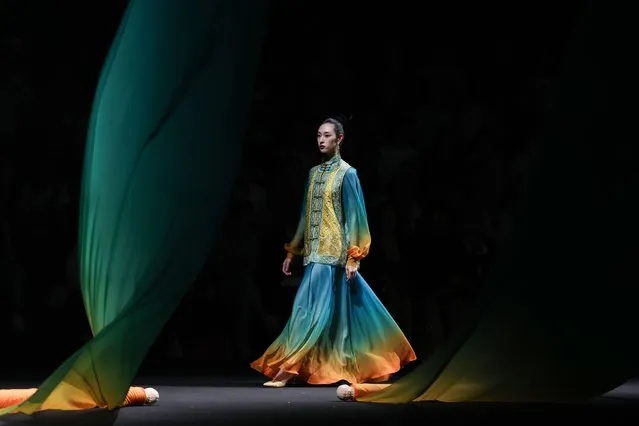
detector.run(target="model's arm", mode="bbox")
[342,168,371,269]
[284,173,311,259]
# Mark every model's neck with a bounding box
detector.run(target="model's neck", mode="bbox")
[321,151,341,163]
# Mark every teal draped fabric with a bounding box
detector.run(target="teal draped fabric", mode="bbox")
[357,0,639,403]
[1,0,268,414]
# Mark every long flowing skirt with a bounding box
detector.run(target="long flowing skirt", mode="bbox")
[250,262,416,385]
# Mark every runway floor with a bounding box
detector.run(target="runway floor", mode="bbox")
[1,372,639,425]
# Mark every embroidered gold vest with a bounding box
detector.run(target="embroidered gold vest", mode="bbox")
[303,155,351,267]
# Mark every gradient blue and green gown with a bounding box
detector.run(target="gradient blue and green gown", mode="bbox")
[251,153,416,385]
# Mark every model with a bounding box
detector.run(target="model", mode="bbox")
[251,118,416,387]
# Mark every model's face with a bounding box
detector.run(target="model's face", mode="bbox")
[317,123,342,156]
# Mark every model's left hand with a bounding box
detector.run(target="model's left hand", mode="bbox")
[345,264,358,281]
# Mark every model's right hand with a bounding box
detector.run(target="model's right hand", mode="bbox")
[282,257,292,276]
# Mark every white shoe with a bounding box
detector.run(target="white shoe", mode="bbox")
[336,384,354,401]
[263,380,287,388]
[144,388,160,405]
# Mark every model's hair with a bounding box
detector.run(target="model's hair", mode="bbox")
[322,118,345,139]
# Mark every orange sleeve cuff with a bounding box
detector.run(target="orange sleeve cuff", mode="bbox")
[284,242,302,257]
[347,245,368,262]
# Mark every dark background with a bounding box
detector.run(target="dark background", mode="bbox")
[0,1,580,379]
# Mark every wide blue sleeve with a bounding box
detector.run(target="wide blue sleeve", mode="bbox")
[342,167,371,266]
[284,171,311,257]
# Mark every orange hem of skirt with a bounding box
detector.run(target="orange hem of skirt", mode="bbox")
[250,353,416,385]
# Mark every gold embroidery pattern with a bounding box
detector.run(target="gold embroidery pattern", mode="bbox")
[302,156,351,267]
[318,170,341,258]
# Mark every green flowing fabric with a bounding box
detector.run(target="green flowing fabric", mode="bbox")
[1,0,267,414]
[358,0,639,403]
